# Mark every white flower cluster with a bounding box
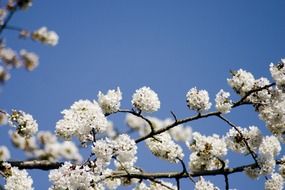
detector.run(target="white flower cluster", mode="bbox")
[257,90,285,139]
[195,177,220,190]
[20,49,39,71]
[32,27,59,46]
[98,87,122,114]
[0,48,20,68]
[168,123,192,142]
[0,47,39,81]
[279,155,285,178]
[244,135,281,179]
[215,89,232,113]
[188,132,227,171]
[0,145,10,161]
[113,134,137,169]
[125,113,146,130]
[4,163,34,190]
[102,169,121,190]
[0,111,8,125]
[265,173,284,190]
[259,135,281,159]
[0,65,10,83]
[92,134,137,172]
[56,100,108,143]
[8,110,38,137]
[92,138,113,167]
[225,126,262,154]
[270,59,285,90]
[227,69,255,96]
[186,87,211,112]
[248,77,272,106]
[146,132,184,163]
[48,162,103,190]
[9,131,37,152]
[9,130,82,162]
[132,86,160,112]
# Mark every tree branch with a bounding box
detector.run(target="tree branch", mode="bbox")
[0,160,63,170]
[0,7,17,35]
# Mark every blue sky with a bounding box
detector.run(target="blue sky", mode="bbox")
[0,0,285,189]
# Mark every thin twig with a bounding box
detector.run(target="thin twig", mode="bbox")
[224,174,229,190]
[0,7,17,35]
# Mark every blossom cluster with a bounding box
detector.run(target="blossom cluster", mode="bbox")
[55,100,108,143]
[188,132,227,172]
[3,59,285,190]
[3,163,34,190]
[8,110,38,137]
[132,86,160,112]
[0,1,59,84]
[186,87,212,112]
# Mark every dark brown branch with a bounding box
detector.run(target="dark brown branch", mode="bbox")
[0,160,63,170]
[135,111,219,143]
[232,83,275,108]
[0,7,17,35]
[224,174,229,190]
[0,159,282,182]
[119,109,155,133]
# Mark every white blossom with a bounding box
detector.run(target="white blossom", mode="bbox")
[227,69,255,96]
[146,132,184,163]
[98,87,122,114]
[195,177,220,190]
[20,49,39,71]
[0,48,20,68]
[37,131,57,145]
[257,88,285,138]
[225,126,262,154]
[103,169,121,190]
[168,123,192,142]
[55,99,108,143]
[188,152,227,172]
[60,141,82,161]
[244,155,276,179]
[32,27,59,46]
[4,164,34,190]
[133,182,149,190]
[132,86,160,112]
[92,138,113,166]
[0,111,8,125]
[270,60,285,90]
[189,132,227,158]
[113,134,137,169]
[9,131,37,152]
[215,89,232,113]
[248,77,272,105]
[0,146,10,161]
[265,173,284,190]
[125,113,145,130]
[259,135,281,159]
[186,87,211,112]
[9,110,38,138]
[0,66,10,82]
[49,162,102,190]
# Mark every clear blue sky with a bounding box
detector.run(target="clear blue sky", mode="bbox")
[0,0,285,189]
